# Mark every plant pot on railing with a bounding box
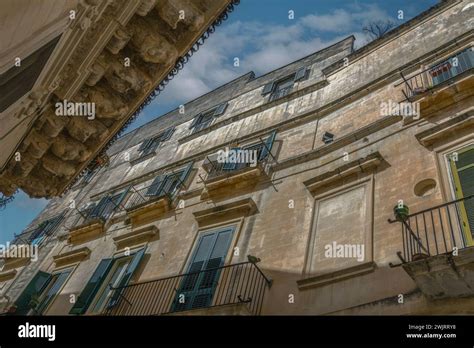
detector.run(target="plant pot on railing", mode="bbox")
[394,204,410,222]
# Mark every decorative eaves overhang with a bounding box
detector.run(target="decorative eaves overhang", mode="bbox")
[0,0,240,199]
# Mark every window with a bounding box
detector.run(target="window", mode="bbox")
[145,162,193,197]
[430,47,474,86]
[87,189,129,222]
[13,268,72,315]
[137,127,175,158]
[172,227,234,312]
[35,268,73,314]
[448,145,474,246]
[29,213,64,246]
[189,102,228,133]
[69,248,145,315]
[261,66,308,101]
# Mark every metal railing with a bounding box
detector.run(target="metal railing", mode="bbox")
[103,261,272,316]
[269,85,293,102]
[125,185,174,211]
[401,47,473,101]
[390,195,474,263]
[205,143,273,181]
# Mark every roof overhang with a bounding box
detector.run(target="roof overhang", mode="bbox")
[0,0,239,198]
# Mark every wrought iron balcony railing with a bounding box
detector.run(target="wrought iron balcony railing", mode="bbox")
[269,85,293,102]
[389,195,474,263]
[205,142,274,181]
[125,185,174,211]
[401,47,473,102]
[103,261,272,316]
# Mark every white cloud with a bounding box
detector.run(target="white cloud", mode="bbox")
[144,2,391,111]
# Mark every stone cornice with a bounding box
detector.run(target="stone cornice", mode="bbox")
[0,0,240,199]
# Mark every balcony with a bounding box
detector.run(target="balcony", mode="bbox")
[125,186,176,226]
[400,47,474,115]
[390,195,474,299]
[201,141,275,199]
[67,198,124,244]
[103,261,272,316]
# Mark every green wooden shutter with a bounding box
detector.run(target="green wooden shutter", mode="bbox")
[162,126,175,141]
[189,114,202,129]
[36,269,72,314]
[106,248,146,309]
[261,82,275,95]
[14,271,52,315]
[90,197,109,219]
[146,174,165,196]
[69,259,113,315]
[138,138,153,152]
[294,66,307,82]
[178,162,194,189]
[213,102,228,117]
[223,148,240,170]
[259,130,277,160]
[453,148,474,239]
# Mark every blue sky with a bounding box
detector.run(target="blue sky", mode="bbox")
[0,0,438,244]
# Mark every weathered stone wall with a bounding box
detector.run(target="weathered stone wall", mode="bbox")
[2,0,474,316]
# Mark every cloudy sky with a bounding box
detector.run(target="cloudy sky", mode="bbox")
[0,0,438,244]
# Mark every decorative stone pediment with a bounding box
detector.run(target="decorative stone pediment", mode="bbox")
[0,269,17,283]
[53,247,91,267]
[303,152,384,194]
[415,110,474,148]
[113,225,158,249]
[68,219,104,244]
[193,197,257,226]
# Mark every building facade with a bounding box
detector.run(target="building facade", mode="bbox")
[1,0,473,316]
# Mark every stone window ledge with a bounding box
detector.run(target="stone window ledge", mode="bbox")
[297,261,376,290]
[68,220,104,245]
[53,247,91,267]
[415,110,474,148]
[113,225,158,250]
[303,152,384,194]
[193,197,257,226]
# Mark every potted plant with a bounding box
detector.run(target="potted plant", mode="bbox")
[394,203,410,222]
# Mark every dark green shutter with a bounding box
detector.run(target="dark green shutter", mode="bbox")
[294,66,307,82]
[223,148,240,170]
[189,114,202,129]
[14,271,51,315]
[178,162,194,189]
[146,174,165,196]
[36,269,72,314]
[106,248,146,309]
[162,126,175,141]
[138,138,153,152]
[90,196,109,219]
[259,130,277,160]
[69,259,113,315]
[213,102,228,117]
[261,82,275,95]
[457,149,474,234]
